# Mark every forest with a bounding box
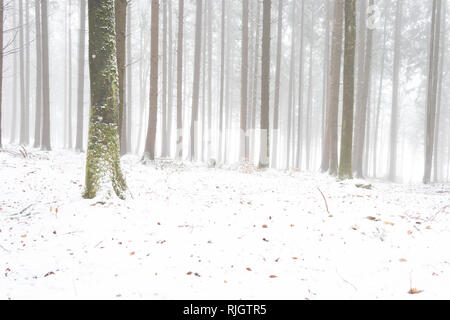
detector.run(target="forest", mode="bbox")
[0,0,449,300]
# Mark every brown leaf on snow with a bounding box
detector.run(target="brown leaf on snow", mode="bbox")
[262,224,268,228]
[269,275,278,278]
[407,230,413,235]
[292,257,298,260]
[246,267,252,271]
[21,234,27,238]
[384,221,395,226]
[408,288,423,295]
[129,251,135,256]
[399,258,407,262]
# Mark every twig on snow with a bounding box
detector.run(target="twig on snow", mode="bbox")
[317,187,330,215]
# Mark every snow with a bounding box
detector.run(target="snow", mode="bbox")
[1,146,450,300]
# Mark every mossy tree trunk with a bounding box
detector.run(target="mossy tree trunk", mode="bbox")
[338,0,356,180]
[84,0,127,199]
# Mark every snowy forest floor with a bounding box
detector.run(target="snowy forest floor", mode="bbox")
[1,146,450,300]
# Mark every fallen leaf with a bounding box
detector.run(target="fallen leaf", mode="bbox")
[262,224,268,228]
[384,221,395,226]
[408,288,423,295]
[407,230,413,235]
[399,258,407,262]
[292,257,298,260]
[269,275,278,278]
[246,267,252,271]
[130,251,135,256]
[21,234,27,238]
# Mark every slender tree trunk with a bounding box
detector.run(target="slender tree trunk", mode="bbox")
[176,0,183,159]
[433,1,446,183]
[115,0,127,155]
[389,0,403,182]
[338,0,356,180]
[218,0,225,162]
[250,1,261,163]
[353,0,374,178]
[41,0,51,150]
[240,0,249,162]
[286,1,295,169]
[19,0,26,145]
[161,0,168,157]
[305,7,314,171]
[321,0,344,175]
[258,0,271,168]
[167,0,173,157]
[189,0,202,161]
[144,0,160,160]
[372,9,387,178]
[321,1,331,142]
[0,0,3,148]
[33,0,43,148]
[75,0,87,152]
[271,0,282,168]
[295,0,305,169]
[424,0,442,184]
[24,0,30,145]
[84,0,127,199]
[206,0,212,160]
[126,2,132,153]
[68,0,73,149]
[11,0,18,143]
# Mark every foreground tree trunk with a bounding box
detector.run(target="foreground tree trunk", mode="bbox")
[41,0,51,151]
[338,0,356,180]
[321,0,344,175]
[84,0,127,199]
[258,0,271,168]
[271,0,282,168]
[76,0,87,152]
[143,0,159,160]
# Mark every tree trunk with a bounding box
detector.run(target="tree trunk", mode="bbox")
[286,1,295,169]
[161,0,168,157]
[271,0,282,168]
[115,0,127,155]
[167,0,173,157]
[206,0,212,160]
[33,0,42,148]
[189,0,202,161]
[424,0,442,184]
[353,0,374,178]
[75,0,87,152]
[258,0,271,168]
[176,0,183,159]
[126,1,132,153]
[218,0,225,162]
[84,0,127,199]
[144,0,159,161]
[372,8,388,178]
[240,0,249,162]
[388,0,403,182]
[11,0,18,144]
[295,0,305,169]
[41,0,51,151]
[250,1,261,163]
[19,0,27,145]
[68,0,73,149]
[24,0,30,145]
[305,7,314,171]
[321,0,344,175]
[338,0,356,180]
[0,0,3,148]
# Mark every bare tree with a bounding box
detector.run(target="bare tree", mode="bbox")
[271,0,282,168]
[41,0,51,151]
[116,0,127,155]
[33,0,42,148]
[0,0,3,148]
[240,0,249,162]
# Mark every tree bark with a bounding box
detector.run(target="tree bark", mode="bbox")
[115,0,127,155]
[84,0,127,199]
[271,0,282,168]
[0,0,3,148]
[33,0,42,148]
[295,0,305,169]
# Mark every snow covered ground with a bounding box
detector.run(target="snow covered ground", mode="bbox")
[1,146,450,300]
